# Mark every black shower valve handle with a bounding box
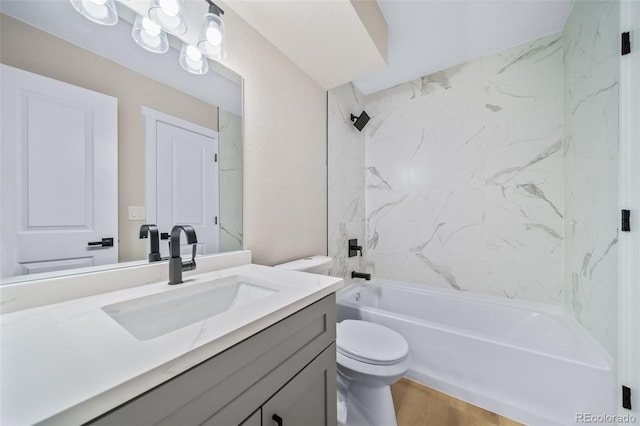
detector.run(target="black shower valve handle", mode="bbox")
[348,239,363,257]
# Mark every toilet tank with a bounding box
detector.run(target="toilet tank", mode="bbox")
[274,256,333,275]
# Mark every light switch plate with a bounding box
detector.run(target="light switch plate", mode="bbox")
[128,206,145,221]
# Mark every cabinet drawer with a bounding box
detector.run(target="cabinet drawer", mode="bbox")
[89,294,336,426]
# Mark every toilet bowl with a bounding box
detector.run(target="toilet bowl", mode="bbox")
[336,319,410,426]
[274,257,410,426]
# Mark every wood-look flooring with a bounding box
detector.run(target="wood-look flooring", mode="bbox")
[390,378,524,426]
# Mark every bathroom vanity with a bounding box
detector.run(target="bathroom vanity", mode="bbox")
[92,295,336,426]
[0,262,343,425]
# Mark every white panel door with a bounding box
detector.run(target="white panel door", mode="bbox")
[155,121,219,258]
[1,65,118,278]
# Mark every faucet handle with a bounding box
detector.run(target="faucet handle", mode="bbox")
[181,242,197,272]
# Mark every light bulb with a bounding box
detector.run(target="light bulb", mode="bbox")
[132,14,168,53]
[142,17,161,36]
[148,0,186,34]
[186,45,202,61]
[158,0,179,16]
[140,31,161,48]
[70,0,118,25]
[82,0,108,19]
[206,24,222,45]
[206,43,221,56]
[180,42,208,74]
[197,9,226,59]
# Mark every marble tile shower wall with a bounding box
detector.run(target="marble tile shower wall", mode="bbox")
[328,84,366,283]
[563,0,619,356]
[364,33,564,304]
[219,109,243,253]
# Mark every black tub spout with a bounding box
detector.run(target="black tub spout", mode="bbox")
[351,271,371,281]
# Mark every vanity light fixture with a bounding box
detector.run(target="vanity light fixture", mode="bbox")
[69,0,118,26]
[132,15,169,53]
[197,0,227,61]
[70,0,230,72]
[148,0,187,35]
[179,43,209,75]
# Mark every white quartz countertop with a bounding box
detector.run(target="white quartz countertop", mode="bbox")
[0,264,343,425]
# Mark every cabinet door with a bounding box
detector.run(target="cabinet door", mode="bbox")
[262,343,337,426]
[240,409,261,426]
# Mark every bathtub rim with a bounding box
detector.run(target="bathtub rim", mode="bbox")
[337,279,613,370]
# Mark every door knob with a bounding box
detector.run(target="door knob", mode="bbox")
[87,237,114,247]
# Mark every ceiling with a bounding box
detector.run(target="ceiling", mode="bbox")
[225,0,388,90]
[18,1,574,97]
[354,0,574,95]
[226,0,573,95]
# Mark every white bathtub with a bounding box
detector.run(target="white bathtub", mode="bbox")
[336,279,614,426]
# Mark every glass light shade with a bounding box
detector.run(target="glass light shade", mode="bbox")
[179,43,209,75]
[197,12,227,61]
[148,0,187,35]
[69,0,118,26]
[132,15,169,53]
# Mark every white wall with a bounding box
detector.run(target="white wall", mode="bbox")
[563,0,620,357]
[362,33,564,304]
[219,4,328,266]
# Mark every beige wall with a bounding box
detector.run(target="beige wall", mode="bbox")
[219,4,328,266]
[0,14,218,263]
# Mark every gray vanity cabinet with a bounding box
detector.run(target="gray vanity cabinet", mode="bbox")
[239,409,261,426]
[261,343,336,426]
[89,294,337,426]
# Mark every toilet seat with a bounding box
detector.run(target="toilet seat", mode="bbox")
[337,320,409,365]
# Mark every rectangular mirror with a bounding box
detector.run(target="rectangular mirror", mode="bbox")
[0,0,243,284]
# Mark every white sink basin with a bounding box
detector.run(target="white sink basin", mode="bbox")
[102,276,278,340]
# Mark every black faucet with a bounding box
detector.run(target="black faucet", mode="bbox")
[168,225,198,285]
[351,271,371,281]
[139,224,163,262]
[349,239,363,257]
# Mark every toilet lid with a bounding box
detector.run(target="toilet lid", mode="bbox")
[337,320,409,365]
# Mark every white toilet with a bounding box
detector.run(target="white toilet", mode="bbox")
[274,256,410,426]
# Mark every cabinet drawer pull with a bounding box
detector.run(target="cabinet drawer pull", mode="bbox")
[272,414,283,426]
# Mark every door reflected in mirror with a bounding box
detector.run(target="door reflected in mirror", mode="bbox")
[0,1,243,283]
